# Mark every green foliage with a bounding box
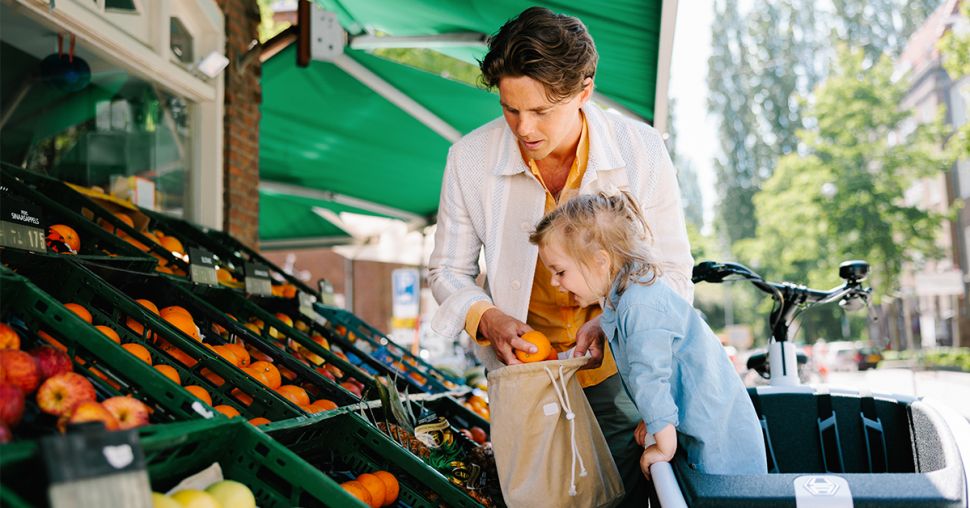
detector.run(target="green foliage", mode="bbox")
[743,48,954,305]
[257,0,291,44]
[372,48,481,87]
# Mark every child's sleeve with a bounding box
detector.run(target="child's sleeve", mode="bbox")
[622,303,680,435]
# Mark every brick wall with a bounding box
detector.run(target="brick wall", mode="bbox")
[217,0,262,248]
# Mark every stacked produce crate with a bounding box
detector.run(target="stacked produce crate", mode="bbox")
[0,167,501,507]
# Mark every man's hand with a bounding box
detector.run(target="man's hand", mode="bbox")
[574,315,605,369]
[479,308,536,365]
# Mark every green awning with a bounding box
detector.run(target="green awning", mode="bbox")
[259,0,668,245]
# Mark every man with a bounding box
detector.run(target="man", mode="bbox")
[428,7,694,505]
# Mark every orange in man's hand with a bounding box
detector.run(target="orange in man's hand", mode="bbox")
[514,331,553,363]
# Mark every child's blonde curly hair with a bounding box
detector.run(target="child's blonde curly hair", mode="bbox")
[529,191,662,301]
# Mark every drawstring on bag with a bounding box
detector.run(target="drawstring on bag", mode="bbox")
[544,364,588,496]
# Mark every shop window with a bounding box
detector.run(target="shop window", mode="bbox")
[105,0,138,12]
[0,33,192,218]
[170,17,194,64]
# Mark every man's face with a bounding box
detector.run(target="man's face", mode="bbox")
[498,75,592,161]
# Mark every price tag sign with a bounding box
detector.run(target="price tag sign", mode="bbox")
[188,247,219,286]
[245,262,272,296]
[0,188,46,253]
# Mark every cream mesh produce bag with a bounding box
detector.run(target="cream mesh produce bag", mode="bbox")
[487,356,624,508]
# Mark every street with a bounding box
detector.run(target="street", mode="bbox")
[823,368,970,420]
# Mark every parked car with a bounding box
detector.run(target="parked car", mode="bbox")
[856,346,883,370]
[820,340,860,372]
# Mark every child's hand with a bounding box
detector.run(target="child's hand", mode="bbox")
[634,420,647,447]
[639,424,677,479]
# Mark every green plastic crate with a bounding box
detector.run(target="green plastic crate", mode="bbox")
[185,283,389,403]
[0,167,156,271]
[71,258,360,411]
[0,251,304,423]
[268,410,488,508]
[314,304,467,389]
[251,296,450,395]
[0,270,218,432]
[2,165,191,278]
[0,419,359,508]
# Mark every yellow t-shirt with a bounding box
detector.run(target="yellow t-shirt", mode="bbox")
[464,114,617,388]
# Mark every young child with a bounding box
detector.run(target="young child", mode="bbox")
[529,191,767,477]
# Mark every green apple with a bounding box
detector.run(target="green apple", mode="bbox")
[205,480,255,508]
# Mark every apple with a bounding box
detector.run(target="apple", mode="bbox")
[0,323,20,350]
[171,489,221,508]
[470,426,488,445]
[315,366,336,382]
[36,372,96,416]
[340,381,362,398]
[206,480,256,508]
[30,345,73,380]
[0,350,40,394]
[101,396,150,430]
[0,422,11,443]
[151,493,181,508]
[0,383,25,427]
[62,401,119,432]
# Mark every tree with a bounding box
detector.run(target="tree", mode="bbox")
[708,0,767,244]
[740,48,953,306]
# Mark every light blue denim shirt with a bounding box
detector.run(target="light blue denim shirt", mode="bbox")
[600,272,768,475]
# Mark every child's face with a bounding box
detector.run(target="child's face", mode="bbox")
[538,239,611,307]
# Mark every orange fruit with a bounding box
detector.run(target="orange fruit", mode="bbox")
[159,235,185,255]
[224,343,250,367]
[216,268,235,284]
[249,361,281,389]
[275,385,310,407]
[122,343,152,365]
[184,385,211,406]
[95,325,121,344]
[341,481,373,507]
[373,471,399,506]
[64,303,93,324]
[514,331,553,363]
[159,306,193,322]
[161,343,197,367]
[163,313,201,341]
[306,399,338,413]
[545,348,559,361]
[213,404,240,418]
[154,364,181,385]
[49,224,80,251]
[211,345,240,366]
[356,473,385,508]
[232,388,253,406]
[0,323,20,350]
[135,299,159,315]
[248,417,270,426]
[127,299,159,340]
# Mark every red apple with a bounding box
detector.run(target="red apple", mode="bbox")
[339,381,362,398]
[0,383,25,427]
[0,422,11,443]
[315,366,336,382]
[101,396,150,430]
[36,372,96,416]
[0,350,40,394]
[470,426,488,445]
[60,401,118,432]
[30,345,73,380]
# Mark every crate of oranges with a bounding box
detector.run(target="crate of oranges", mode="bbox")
[0,269,211,447]
[183,282,392,403]
[0,417,353,507]
[72,258,363,416]
[314,304,467,392]
[0,252,332,428]
[268,410,492,508]
[0,168,156,271]
[4,165,197,278]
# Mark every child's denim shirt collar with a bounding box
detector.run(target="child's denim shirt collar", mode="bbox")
[599,270,635,341]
